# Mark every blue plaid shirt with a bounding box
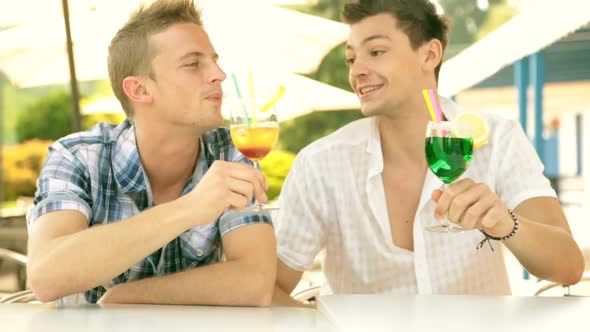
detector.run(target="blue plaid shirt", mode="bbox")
[27,120,272,303]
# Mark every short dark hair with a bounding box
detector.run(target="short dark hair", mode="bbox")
[342,0,450,81]
[108,0,202,117]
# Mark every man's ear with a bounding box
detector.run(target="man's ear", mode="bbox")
[421,39,443,75]
[122,76,153,106]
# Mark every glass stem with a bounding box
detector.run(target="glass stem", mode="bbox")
[441,183,451,229]
[253,161,262,207]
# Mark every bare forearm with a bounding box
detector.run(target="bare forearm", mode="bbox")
[102,261,275,307]
[504,214,584,285]
[29,200,202,301]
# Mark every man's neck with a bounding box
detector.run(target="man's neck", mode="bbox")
[379,95,439,167]
[134,120,202,192]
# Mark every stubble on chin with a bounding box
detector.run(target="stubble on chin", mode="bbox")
[363,98,402,118]
[360,102,385,118]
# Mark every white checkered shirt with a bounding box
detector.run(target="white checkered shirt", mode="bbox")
[276,98,556,295]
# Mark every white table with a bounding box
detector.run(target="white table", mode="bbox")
[318,294,586,331]
[0,303,335,331]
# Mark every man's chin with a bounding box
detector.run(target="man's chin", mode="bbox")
[360,105,378,117]
[210,113,225,129]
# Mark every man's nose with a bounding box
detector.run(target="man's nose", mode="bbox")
[349,58,369,78]
[210,63,226,83]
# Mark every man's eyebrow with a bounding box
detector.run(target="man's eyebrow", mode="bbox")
[178,51,219,62]
[346,34,392,49]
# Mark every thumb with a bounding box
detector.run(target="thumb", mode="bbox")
[431,189,443,203]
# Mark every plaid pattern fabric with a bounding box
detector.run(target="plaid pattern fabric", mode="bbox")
[276,98,557,296]
[27,120,272,303]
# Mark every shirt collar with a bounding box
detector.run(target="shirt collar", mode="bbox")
[367,117,383,178]
[112,120,147,195]
[112,121,229,196]
[439,96,460,121]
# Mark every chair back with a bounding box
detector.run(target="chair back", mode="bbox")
[535,272,590,296]
[0,248,35,303]
[292,286,321,304]
[0,290,37,303]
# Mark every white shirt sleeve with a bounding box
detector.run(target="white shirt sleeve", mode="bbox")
[495,120,557,210]
[275,150,328,271]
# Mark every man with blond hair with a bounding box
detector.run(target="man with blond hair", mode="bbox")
[26,0,276,306]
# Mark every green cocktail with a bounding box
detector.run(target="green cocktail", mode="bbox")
[425,137,473,184]
[424,120,475,233]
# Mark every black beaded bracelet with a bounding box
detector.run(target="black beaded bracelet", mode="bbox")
[476,209,519,251]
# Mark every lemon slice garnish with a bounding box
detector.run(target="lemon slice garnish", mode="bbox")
[451,111,490,148]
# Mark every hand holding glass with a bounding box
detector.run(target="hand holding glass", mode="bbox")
[424,121,473,232]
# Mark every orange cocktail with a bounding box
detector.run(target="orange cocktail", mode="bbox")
[228,91,280,211]
[230,124,279,162]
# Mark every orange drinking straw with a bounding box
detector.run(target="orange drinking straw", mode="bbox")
[422,89,442,122]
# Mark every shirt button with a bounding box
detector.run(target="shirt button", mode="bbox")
[196,249,204,257]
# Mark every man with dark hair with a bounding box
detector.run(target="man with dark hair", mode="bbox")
[273,0,582,305]
[26,0,276,306]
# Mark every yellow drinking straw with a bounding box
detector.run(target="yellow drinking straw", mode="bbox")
[248,71,257,125]
[260,86,285,112]
[422,89,439,122]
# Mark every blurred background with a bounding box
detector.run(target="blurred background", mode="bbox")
[0,0,588,298]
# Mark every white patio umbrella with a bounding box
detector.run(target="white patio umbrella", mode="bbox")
[0,0,349,88]
[81,70,359,123]
[201,0,349,74]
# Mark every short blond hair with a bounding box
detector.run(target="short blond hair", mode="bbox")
[108,0,202,117]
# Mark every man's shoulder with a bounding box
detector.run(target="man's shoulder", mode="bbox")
[53,121,128,153]
[479,113,519,145]
[300,117,372,157]
[47,121,131,172]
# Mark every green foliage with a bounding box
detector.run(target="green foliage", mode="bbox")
[313,43,351,92]
[1,79,20,144]
[440,0,487,45]
[92,80,117,98]
[279,110,363,153]
[440,0,514,56]
[259,150,296,200]
[476,1,517,40]
[13,88,126,142]
[279,41,360,155]
[0,200,17,209]
[284,0,345,21]
[2,139,52,201]
[15,90,74,143]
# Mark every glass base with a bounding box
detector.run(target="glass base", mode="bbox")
[424,224,464,233]
[243,204,280,212]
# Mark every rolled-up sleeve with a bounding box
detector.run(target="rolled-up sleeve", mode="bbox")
[218,210,272,237]
[27,142,92,228]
